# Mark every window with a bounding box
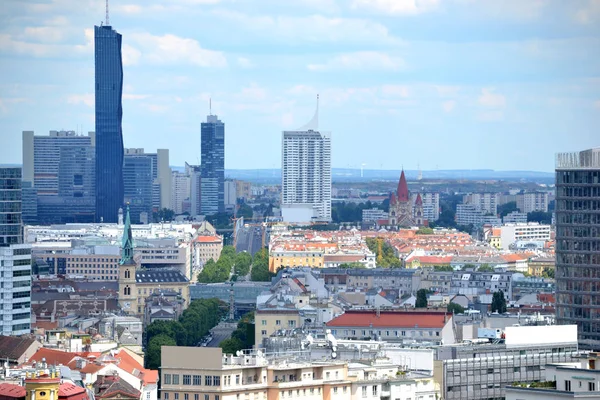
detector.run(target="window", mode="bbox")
[205,376,212,386]
[194,395,199,400]
[183,375,191,385]
[276,320,281,325]
[184,395,189,400]
[589,382,596,391]
[164,394,169,400]
[193,375,201,385]
[213,376,221,386]
[204,396,209,400]
[174,394,179,400]
[373,385,378,396]
[333,387,338,394]
[565,380,571,391]
[343,386,347,394]
[262,320,267,325]
[215,396,219,400]
[235,375,240,385]
[326,372,330,379]
[288,320,295,327]
[362,386,367,398]
[172,375,179,385]
[261,330,267,335]
[164,374,172,385]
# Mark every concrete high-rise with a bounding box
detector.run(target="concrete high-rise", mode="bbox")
[0,167,32,336]
[281,100,331,223]
[200,114,225,215]
[95,23,124,223]
[22,130,96,224]
[555,148,600,349]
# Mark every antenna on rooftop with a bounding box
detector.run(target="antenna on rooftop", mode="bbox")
[209,98,212,115]
[105,0,110,25]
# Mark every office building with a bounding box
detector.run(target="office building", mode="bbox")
[224,179,236,211]
[0,167,32,336]
[517,191,549,213]
[200,114,225,215]
[281,103,331,223]
[123,149,155,224]
[22,130,96,224]
[498,222,552,250]
[555,148,600,350]
[171,170,190,215]
[95,23,124,223]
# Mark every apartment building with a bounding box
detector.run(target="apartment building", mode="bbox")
[343,268,419,295]
[269,250,325,273]
[456,204,501,227]
[499,223,552,250]
[255,309,303,348]
[503,211,528,224]
[420,192,441,222]
[194,235,224,270]
[517,192,549,213]
[160,347,439,400]
[361,208,388,223]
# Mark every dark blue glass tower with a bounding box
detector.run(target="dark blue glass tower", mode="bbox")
[200,115,225,215]
[94,24,124,223]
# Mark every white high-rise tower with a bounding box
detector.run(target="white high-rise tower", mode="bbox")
[281,96,331,223]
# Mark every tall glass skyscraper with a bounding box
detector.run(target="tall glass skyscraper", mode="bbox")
[95,24,124,223]
[123,151,153,224]
[200,115,225,215]
[555,148,600,350]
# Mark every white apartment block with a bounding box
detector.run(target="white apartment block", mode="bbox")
[456,204,501,227]
[281,130,331,223]
[224,180,236,210]
[421,192,440,221]
[463,193,499,215]
[503,211,528,224]
[499,223,552,250]
[361,208,388,222]
[171,170,190,215]
[0,244,32,336]
[517,192,549,213]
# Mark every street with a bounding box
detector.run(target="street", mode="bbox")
[206,321,237,347]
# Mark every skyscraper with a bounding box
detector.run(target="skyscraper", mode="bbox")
[200,114,225,215]
[95,23,124,223]
[0,167,32,336]
[123,150,153,224]
[555,148,600,349]
[281,99,331,223]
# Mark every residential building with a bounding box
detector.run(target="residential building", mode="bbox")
[421,192,441,222]
[22,130,96,224]
[463,193,499,215]
[171,171,190,215]
[555,148,600,350]
[193,235,223,270]
[281,104,331,223]
[528,257,554,277]
[143,289,186,326]
[326,310,454,344]
[0,336,41,366]
[361,208,387,223]
[499,223,552,250]
[95,23,124,224]
[269,249,325,272]
[517,191,550,213]
[503,211,528,223]
[255,308,302,347]
[456,204,500,227]
[342,268,419,294]
[94,375,141,400]
[200,114,225,215]
[235,180,252,201]
[435,325,582,400]
[123,151,153,224]
[0,167,32,336]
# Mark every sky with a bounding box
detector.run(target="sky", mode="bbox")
[0,0,599,172]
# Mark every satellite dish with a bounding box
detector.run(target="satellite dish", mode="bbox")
[331,352,337,359]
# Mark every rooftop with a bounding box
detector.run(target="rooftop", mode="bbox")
[326,310,449,329]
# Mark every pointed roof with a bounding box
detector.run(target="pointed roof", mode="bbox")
[397,170,409,202]
[390,192,397,205]
[120,205,134,265]
[415,193,423,206]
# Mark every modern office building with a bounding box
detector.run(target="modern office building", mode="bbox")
[200,114,225,215]
[281,101,332,223]
[22,130,96,224]
[0,167,32,336]
[171,170,190,215]
[123,152,153,224]
[555,148,600,350]
[95,23,124,223]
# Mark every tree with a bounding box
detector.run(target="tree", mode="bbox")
[251,248,273,282]
[416,289,429,308]
[153,208,175,222]
[145,334,176,369]
[338,262,365,269]
[498,201,518,217]
[219,337,244,354]
[434,265,454,272]
[237,203,253,219]
[491,290,507,313]
[542,267,555,279]
[234,251,252,276]
[477,264,494,272]
[416,227,434,235]
[527,211,552,224]
[447,302,465,314]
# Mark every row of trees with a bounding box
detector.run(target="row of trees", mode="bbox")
[416,288,508,314]
[366,237,402,268]
[251,248,273,281]
[144,298,225,369]
[331,201,388,223]
[219,312,255,354]
[197,246,253,283]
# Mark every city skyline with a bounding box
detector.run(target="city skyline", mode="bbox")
[1,0,599,173]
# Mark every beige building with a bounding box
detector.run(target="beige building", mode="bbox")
[160,347,439,400]
[194,235,223,269]
[255,309,302,348]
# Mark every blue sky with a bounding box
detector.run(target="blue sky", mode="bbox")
[1,0,599,172]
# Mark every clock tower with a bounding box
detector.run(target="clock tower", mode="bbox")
[118,205,138,314]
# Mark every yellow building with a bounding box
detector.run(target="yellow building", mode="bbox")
[268,250,324,273]
[528,256,555,277]
[255,309,302,348]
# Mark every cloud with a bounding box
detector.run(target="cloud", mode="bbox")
[478,88,506,108]
[308,52,405,71]
[442,100,456,113]
[381,85,410,97]
[0,97,29,114]
[435,85,461,97]
[123,93,150,100]
[67,93,94,107]
[122,44,142,66]
[574,0,600,24]
[237,57,254,68]
[351,0,440,15]
[114,4,143,14]
[0,28,93,58]
[236,83,268,101]
[129,32,227,67]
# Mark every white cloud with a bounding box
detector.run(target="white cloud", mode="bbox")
[351,0,440,15]
[129,33,227,67]
[478,88,506,108]
[442,100,456,113]
[0,28,93,58]
[114,4,143,14]
[435,85,461,97]
[237,57,254,68]
[308,52,405,71]
[236,83,268,101]
[122,44,142,66]
[123,93,150,100]
[575,0,600,23]
[381,85,410,98]
[67,93,94,108]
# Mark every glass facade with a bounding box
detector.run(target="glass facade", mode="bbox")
[123,155,153,224]
[95,25,124,223]
[555,149,600,350]
[200,115,225,215]
[0,168,22,246]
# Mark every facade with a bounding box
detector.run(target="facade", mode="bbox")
[503,211,528,223]
[555,148,600,350]
[499,222,552,250]
[95,24,124,223]
[171,171,190,215]
[22,130,96,224]
[517,192,550,213]
[421,192,440,222]
[123,151,153,224]
[224,180,236,211]
[456,204,501,227]
[200,115,225,215]
[255,309,302,347]
[124,148,171,212]
[361,208,388,223]
[0,167,32,336]
[463,193,499,215]
[193,235,223,270]
[388,170,419,227]
[281,125,332,222]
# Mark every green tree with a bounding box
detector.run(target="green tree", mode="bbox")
[527,211,552,224]
[491,290,507,313]
[498,201,518,217]
[416,289,429,308]
[145,334,176,369]
[251,248,273,282]
[416,227,434,235]
[237,203,253,219]
[478,264,494,272]
[234,252,252,276]
[447,302,465,314]
[219,337,244,354]
[542,267,555,279]
[434,265,454,272]
[338,262,365,269]
[153,208,175,222]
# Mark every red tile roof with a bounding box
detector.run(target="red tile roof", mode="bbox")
[396,170,409,202]
[29,348,76,367]
[326,310,449,329]
[114,349,158,384]
[0,383,26,398]
[58,383,87,397]
[195,235,221,243]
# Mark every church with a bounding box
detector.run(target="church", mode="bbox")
[118,206,190,316]
[388,170,425,227]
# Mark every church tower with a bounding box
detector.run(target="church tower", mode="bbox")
[414,193,424,226]
[388,170,415,227]
[118,205,138,314]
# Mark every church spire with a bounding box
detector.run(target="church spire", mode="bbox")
[120,204,134,265]
[397,169,409,202]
